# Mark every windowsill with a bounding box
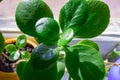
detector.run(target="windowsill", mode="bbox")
[0,17,120,36]
[0,17,120,58]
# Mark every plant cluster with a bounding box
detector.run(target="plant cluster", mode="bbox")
[4,34,31,61]
[0,0,113,80]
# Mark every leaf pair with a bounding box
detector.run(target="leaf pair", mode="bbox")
[58,0,110,46]
[64,40,105,80]
[16,0,60,45]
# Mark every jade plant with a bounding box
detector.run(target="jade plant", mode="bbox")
[15,0,110,80]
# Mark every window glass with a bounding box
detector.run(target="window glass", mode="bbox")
[0,0,120,34]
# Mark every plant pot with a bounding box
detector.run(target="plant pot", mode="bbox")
[0,71,19,80]
[0,38,37,80]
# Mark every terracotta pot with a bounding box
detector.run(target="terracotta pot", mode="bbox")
[5,38,37,47]
[0,71,19,80]
[0,38,37,80]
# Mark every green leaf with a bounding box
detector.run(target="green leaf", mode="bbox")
[0,32,4,54]
[76,39,99,51]
[21,51,30,60]
[16,61,27,80]
[16,34,27,49]
[5,44,17,53]
[35,17,60,45]
[59,0,88,31]
[23,61,58,80]
[75,0,110,38]
[58,0,88,46]
[9,51,20,61]
[108,48,120,61]
[64,45,105,80]
[30,43,59,70]
[57,57,65,80]
[15,0,53,37]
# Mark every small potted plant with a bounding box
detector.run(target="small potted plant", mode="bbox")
[0,33,36,80]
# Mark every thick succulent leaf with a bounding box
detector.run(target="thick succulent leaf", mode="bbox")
[0,32,4,54]
[59,0,88,31]
[16,61,27,80]
[76,39,99,51]
[64,45,105,80]
[23,61,57,80]
[30,43,59,70]
[35,17,60,45]
[75,0,110,38]
[58,0,88,46]
[9,51,20,61]
[21,51,30,60]
[57,57,65,80]
[5,44,17,53]
[16,34,27,49]
[15,0,53,36]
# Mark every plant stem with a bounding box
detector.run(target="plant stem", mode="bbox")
[105,61,120,68]
[1,53,9,60]
[58,28,74,47]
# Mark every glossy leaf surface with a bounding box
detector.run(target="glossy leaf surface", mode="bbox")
[35,17,59,45]
[9,51,20,61]
[59,0,88,31]
[59,0,110,39]
[15,0,53,36]
[76,39,99,51]
[5,44,17,53]
[21,51,30,60]
[16,61,27,80]
[58,0,88,46]
[16,34,27,49]
[23,61,57,80]
[65,44,105,80]
[75,0,110,38]
[30,43,59,70]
